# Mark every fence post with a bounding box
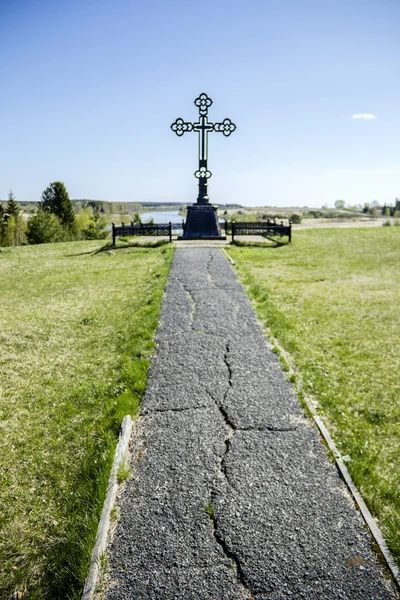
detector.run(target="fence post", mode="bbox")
[112,223,116,246]
[288,220,292,243]
[224,219,228,235]
[182,219,185,234]
[232,221,235,242]
[169,222,172,243]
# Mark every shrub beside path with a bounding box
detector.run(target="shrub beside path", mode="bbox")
[102,248,398,599]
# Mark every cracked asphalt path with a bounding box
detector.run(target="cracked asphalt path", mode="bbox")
[104,248,397,600]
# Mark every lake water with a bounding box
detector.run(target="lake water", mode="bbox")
[140,211,183,224]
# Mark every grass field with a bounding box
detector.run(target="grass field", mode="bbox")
[0,240,173,599]
[228,227,400,566]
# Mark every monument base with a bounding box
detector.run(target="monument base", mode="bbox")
[178,204,226,240]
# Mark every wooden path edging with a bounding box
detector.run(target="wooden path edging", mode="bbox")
[81,415,133,600]
[220,247,235,265]
[313,414,400,589]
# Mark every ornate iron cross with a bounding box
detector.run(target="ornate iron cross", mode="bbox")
[171,93,236,204]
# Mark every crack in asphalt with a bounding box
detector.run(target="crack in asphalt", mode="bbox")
[210,507,255,600]
[236,425,297,432]
[175,276,196,329]
[206,250,214,284]
[205,388,234,481]
[142,405,210,415]
[223,341,234,392]
[204,340,297,597]
[203,343,255,599]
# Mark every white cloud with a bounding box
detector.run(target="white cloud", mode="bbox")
[351,113,377,120]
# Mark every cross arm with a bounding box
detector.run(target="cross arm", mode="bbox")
[171,118,194,136]
[213,118,236,136]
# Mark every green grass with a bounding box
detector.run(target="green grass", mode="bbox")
[204,498,215,519]
[0,240,173,599]
[228,227,400,566]
[116,459,131,484]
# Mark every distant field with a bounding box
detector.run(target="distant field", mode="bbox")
[295,217,397,229]
[228,228,400,566]
[0,240,173,599]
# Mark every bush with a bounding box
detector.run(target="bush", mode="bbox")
[81,212,108,240]
[289,213,302,224]
[307,210,324,218]
[26,209,64,244]
[76,207,93,232]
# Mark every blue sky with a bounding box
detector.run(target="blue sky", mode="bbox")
[1,0,399,207]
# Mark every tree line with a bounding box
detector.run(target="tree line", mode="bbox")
[0,182,108,247]
[333,198,400,217]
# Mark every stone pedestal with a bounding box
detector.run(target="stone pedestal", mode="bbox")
[178,204,226,240]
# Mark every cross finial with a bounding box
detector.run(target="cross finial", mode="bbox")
[194,93,213,116]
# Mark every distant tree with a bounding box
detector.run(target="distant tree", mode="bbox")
[26,207,63,244]
[1,192,26,246]
[7,191,20,217]
[334,200,345,209]
[289,213,302,224]
[5,216,16,245]
[132,212,141,224]
[81,210,108,240]
[0,204,6,245]
[5,215,26,246]
[41,182,76,230]
[76,207,93,233]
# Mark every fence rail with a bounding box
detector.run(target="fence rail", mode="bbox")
[111,219,292,244]
[227,220,292,242]
[112,221,185,244]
